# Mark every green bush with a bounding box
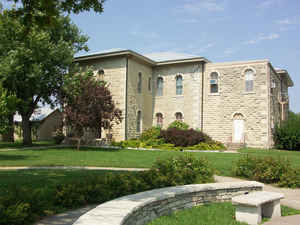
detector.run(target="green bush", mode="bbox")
[54,155,214,207]
[140,127,161,141]
[168,121,189,130]
[273,112,300,151]
[160,128,212,147]
[279,168,300,188]
[232,155,296,185]
[0,155,215,225]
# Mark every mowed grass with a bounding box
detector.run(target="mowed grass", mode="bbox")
[148,202,248,225]
[0,140,55,149]
[0,147,300,176]
[0,169,130,194]
[148,202,300,225]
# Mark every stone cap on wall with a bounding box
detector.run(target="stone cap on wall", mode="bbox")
[73,181,263,225]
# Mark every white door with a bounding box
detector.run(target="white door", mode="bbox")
[233,119,244,143]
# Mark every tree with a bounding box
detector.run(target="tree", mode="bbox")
[6,0,105,28]
[61,69,122,150]
[0,85,18,141]
[0,9,88,145]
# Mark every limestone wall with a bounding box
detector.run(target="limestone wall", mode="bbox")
[78,56,127,141]
[127,58,154,139]
[37,110,62,141]
[203,60,270,148]
[152,63,203,129]
[73,181,263,225]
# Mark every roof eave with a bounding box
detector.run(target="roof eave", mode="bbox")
[156,57,210,66]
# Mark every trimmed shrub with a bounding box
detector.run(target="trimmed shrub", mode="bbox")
[140,127,161,141]
[279,168,300,188]
[232,155,293,184]
[160,128,212,147]
[168,121,189,130]
[273,112,300,151]
[54,155,214,208]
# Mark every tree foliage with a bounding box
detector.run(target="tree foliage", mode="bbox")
[0,8,89,145]
[274,111,300,150]
[61,69,122,149]
[6,0,105,28]
[0,86,18,134]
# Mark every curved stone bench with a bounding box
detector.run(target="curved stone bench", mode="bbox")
[73,181,263,225]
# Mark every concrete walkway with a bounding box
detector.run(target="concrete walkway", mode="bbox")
[28,174,300,225]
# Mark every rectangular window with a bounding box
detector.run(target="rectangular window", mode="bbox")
[138,73,142,93]
[148,77,152,92]
[245,80,253,92]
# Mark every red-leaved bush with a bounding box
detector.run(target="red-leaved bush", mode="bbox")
[160,128,212,147]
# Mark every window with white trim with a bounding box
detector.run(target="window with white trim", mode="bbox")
[245,69,254,92]
[175,112,183,121]
[157,77,163,96]
[176,75,183,95]
[210,72,219,93]
[156,113,163,127]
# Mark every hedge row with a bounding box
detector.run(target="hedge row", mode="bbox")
[232,155,300,188]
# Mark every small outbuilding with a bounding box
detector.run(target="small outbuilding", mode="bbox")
[37,109,63,141]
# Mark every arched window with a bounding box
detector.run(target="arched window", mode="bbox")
[210,72,219,93]
[157,77,163,96]
[175,112,183,121]
[137,72,142,93]
[245,69,254,92]
[97,69,105,80]
[137,111,142,133]
[156,113,163,127]
[176,75,183,95]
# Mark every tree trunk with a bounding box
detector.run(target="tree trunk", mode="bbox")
[2,114,14,142]
[21,114,32,146]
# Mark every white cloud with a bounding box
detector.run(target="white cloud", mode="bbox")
[257,0,282,9]
[245,33,279,45]
[276,16,300,26]
[277,19,293,25]
[176,0,225,13]
[178,18,199,23]
[224,48,236,55]
[130,30,159,39]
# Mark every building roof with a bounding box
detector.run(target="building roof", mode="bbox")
[74,49,210,65]
[14,107,58,122]
[276,69,294,87]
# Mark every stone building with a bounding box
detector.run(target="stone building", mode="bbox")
[74,49,293,148]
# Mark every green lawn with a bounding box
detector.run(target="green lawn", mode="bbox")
[147,202,300,225]
[0,169,129,191]
[0,140,55,149]
[0,147,300,176]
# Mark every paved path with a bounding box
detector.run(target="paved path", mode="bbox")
[0,166,148,171]
[29,174,300,225]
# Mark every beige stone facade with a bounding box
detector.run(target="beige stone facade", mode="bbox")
[74,50,293,148]
[37,109,62,141]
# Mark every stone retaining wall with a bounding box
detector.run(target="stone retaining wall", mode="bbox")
[73,181,263,225]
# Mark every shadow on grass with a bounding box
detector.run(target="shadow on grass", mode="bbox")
[0,154,32,161]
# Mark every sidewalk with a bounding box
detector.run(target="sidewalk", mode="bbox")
[31,174,300,225]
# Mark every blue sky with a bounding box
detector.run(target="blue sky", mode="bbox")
[3,0,300,112]
[68,0,300,112]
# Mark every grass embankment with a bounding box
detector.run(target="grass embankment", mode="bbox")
[147,202,300,225]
